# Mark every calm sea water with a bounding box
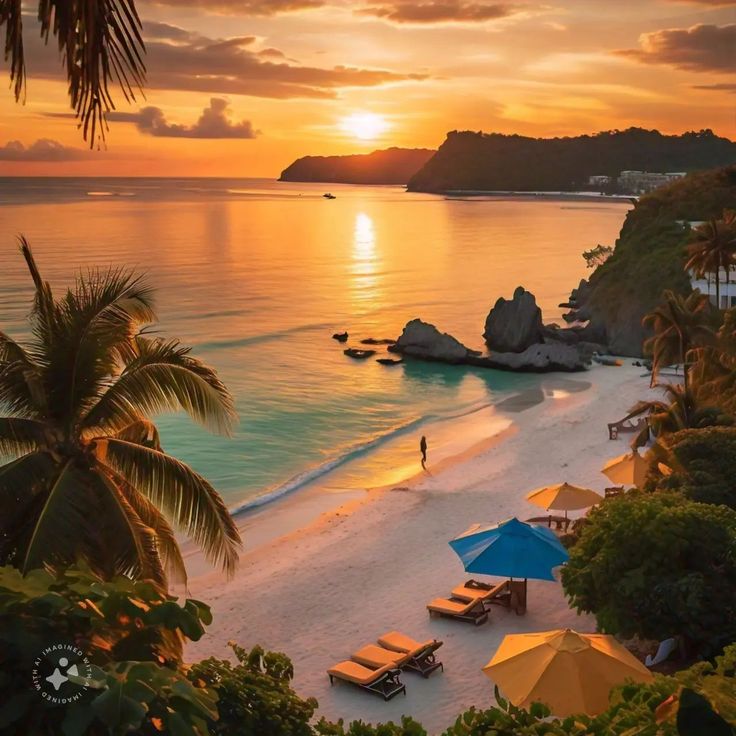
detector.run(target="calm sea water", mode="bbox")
[0,178,630,511]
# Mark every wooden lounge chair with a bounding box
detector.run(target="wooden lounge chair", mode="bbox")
[375,632,444,677]
[426,596,489,625]
[327,661,406,701]
[608,416,647,440]
[451,579,511,608]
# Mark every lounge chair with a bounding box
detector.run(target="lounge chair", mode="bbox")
[327,661,406,701]
[451,579,511,608]
[375,632,444,677]
[608,416,647,440]
[426,595,488,625]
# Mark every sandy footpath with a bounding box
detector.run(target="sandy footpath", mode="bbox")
[186,364,655,735]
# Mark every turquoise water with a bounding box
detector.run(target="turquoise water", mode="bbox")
[0,178,630,511]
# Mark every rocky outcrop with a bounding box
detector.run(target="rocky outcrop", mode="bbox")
[390,318,589,372]
[279,147,435,185]
[484,287,543,352]
[389,319,473,364]
[469,343,589,372]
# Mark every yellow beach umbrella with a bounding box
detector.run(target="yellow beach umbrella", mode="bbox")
[601,451,648,488]
[526,483,603,519]
[483,629,653,716]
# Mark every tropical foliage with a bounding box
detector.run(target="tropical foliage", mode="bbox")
[189,642,318,736]
[655,427,736,509]
[0,242,241,589]
[642,289,714,389]
[3,564,734,736]
[0,564,217,735]
[0,0,146,144]
[582,244,613,270]
[685,211,736,307]
[561,493,736,656]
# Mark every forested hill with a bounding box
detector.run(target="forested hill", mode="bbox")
[279,147,435,185]
[406,128,736,193]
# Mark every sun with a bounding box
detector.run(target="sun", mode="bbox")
[340,113,389,141]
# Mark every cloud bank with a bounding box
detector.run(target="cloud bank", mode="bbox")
[358,1,521,23]
[143,0,324,15]
[0,139,89,161]
[109,98,257,138]
[617,24,736,73]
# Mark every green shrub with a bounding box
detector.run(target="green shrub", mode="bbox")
[189,642,318,736]
[0,564,216,735]
[561,493,736,655]
[658,427,736,508]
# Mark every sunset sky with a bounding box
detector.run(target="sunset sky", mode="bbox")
[0,0,734,176]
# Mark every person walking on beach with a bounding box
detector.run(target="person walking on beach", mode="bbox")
[420,435,428,469]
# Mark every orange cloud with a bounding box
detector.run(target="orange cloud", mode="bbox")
[359,1,522,23]
[0,139,90,161]
[108,99,257,138]
[617,24,736,73]
[142,0,324,14]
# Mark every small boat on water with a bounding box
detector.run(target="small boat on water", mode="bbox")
[323,193,336,199]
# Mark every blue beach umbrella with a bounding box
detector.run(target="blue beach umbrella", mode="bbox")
[449,517,569,581]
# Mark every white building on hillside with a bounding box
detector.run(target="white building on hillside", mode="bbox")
[691,269,736,309]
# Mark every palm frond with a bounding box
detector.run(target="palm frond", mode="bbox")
[20,459,90,573]
[91,469,166,587]
[0,330,45,416]
[98,438,241,577]
[0,0,24,102]
[36,0,146,145]
[101,464,187,586]
[83,337,236,436]
[39,263,156,431]
[0,417,50,460]
[0,452,55,564]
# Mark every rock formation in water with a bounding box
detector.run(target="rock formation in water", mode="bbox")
[390,319,473,364]
[279,147,435,185]
[389,317,590,372]
[484,286,543,352]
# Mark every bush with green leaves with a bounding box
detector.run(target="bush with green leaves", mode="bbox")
[0,564,217,735]
[189,642,318,736]
[657,427,736,508]
[561,492,736,656]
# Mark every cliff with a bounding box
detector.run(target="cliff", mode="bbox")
[406,128,736,193]
[279,147,435,185]
[568,166,736,356]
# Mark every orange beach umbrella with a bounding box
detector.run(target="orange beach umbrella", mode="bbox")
[526,482,603,519]
[601,451,648,488]
[483,629,653,716]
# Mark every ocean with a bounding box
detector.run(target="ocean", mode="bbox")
[0,177,631,513]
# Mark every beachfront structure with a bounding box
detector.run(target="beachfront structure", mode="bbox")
[618,170,685,194]
[588,175,612,186]
[691,268,736,309]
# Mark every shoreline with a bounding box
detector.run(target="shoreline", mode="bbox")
[185,363,655,734]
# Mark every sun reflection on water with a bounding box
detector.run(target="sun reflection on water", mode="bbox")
[350,212,383,310]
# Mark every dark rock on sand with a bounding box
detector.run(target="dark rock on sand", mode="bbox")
[377,357,404,365]
[389,319,471,364]
[468,343,589,372]
[484,286,543,352]
[332,332,349,342]
[390,318,588,372]
[344,348,376,359]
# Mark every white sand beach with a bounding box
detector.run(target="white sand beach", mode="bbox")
[186,363,655,735]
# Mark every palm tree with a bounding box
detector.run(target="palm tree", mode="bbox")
[690,308,736,413]
[642,290,714,391]
[685,212,736,308]
[0,1,146,144]
[0,240,241,589]
[626,383,699,451]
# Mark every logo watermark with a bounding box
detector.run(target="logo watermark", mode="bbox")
[32,643,93,705]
